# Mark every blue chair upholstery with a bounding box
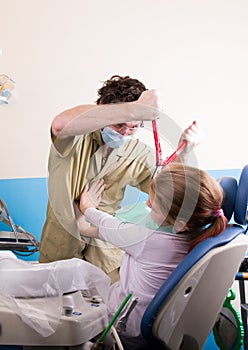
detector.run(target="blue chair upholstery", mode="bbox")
[218,176,238,222]
[234,164,248,226]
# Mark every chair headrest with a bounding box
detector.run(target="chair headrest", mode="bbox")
[234,164,248,225]
[218,176,237,222]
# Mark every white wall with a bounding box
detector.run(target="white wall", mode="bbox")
[1,0,248,179]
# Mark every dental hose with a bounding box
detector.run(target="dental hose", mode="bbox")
[91,293,132,349]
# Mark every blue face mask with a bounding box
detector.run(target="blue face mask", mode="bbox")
[100,127,131,149]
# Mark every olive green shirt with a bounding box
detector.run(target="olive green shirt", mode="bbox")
[39,131,156,274]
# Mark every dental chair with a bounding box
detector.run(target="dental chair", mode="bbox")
[141,167,248,350]
[141,226,247,350]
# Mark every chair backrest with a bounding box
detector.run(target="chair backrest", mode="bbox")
[141,225,248,350]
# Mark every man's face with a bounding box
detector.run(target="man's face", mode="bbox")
[110,122,143,136]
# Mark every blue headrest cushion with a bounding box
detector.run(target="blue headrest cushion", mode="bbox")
[234,165,248,225]
[218,177,238,222]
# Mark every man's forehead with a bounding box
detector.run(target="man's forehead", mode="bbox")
[125,121,141,127]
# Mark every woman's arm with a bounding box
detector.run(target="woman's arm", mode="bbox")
[76,179,106,238]
[75,204,100,238]
[77,179,152,249]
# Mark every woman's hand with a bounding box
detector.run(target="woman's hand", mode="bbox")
[178,121,204,154]
[79,179,105,214]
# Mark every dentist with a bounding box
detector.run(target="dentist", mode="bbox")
[39,75,201,284]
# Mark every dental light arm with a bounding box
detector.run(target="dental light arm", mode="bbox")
[0,198,39,255]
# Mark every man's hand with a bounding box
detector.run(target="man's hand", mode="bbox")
[136,89,160,109]
[79,179,105,214]
[135,89,161,121]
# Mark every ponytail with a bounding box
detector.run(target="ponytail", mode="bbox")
[189,215,228,252]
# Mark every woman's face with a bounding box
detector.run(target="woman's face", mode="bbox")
[146,189,166,226]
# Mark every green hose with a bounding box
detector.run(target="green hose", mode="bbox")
[98,292,132,342]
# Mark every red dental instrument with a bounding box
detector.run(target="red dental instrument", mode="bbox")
[162,140,187,166]
[152,119,187,176]
[152,120,163,166]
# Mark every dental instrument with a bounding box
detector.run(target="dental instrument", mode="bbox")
[152,119,187,177]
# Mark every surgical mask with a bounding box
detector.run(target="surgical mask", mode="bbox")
[100,127,131,149]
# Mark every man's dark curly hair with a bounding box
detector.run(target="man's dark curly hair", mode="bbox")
[96,75,147,105]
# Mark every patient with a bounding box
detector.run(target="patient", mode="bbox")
[77,163,227,349]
